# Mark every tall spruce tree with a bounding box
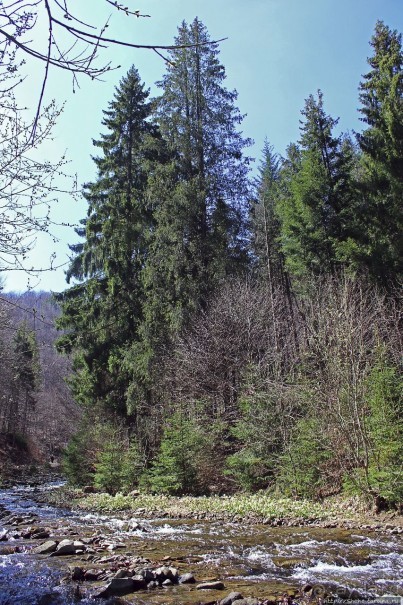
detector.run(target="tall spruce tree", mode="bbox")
[252,140,284,285]
[356,21,403,286]
[123,19,253,428]
[56,66,160,417]
[144,18,251,336]
[276,91,357,280]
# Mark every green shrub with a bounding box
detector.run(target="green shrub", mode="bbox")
[142,412,207,495]
[225,449,268,491]
[94,437,125,495]
[276,416,331,499]
[63,413,145,494]
[346,352,403,506]
[120,438,144,493]
[62,427,95,486]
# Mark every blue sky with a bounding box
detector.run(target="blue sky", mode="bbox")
[3,0,403,292]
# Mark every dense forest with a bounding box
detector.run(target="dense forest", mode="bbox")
[4,18,402,508]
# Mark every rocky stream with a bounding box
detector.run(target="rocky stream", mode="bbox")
[0,479,402,605]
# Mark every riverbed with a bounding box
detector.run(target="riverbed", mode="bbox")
[0,481,402,604]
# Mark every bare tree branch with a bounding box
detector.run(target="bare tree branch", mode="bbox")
[0,1,227,139]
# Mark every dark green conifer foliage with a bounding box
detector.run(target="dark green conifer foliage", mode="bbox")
[124,19,253,419]
[11,322,40,435]
[56,66,160,416]
[356,21,403,285]
[146,18,251,331]
[252,140,282,282]
[276,92,357,280]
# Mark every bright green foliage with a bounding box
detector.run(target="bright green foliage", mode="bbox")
[62,415,108,487]
[93,427,126,495]
[346,351,403,505]
[143,412,207,495]
[63,416,144,493]
[62,429,94,487]
[225,450,268,492]
[56,66,160,416]
[225,369,308,493]
[120,438,144,492]
[355,21,403,286]
[277,417,331,499]
[225,388,285,491]
[276,92,357,280]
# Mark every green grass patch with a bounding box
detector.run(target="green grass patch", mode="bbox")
[64,489,347,521]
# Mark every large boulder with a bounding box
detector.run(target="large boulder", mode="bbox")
[50,539,85,557]
[34,540,58,555]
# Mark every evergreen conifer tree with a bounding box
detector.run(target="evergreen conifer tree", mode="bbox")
[252,140,282,283]
[12,322,40,435]
[356,21,403,286]
[276,91,357,280]
[124,19,253,418]
[144,18,251,333]
[56,66,160,416]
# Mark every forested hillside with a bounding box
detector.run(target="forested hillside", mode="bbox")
[0,291,79,462]
[24,19,403,506]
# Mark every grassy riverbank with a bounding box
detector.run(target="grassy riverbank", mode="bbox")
[42,485,402,529]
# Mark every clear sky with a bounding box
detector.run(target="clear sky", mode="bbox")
[3,0,403,292]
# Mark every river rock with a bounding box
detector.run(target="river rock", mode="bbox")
[231,599,259,605]
[71,566,85,581]
[0,528,8,541]
[84,569,102,581]
[34,540,58,554]
[96,575,147,598]
[197,581,226,590]
[52,539,77,556]
[83,485,96,493]
[32,530,51,539]
[140,568,155,583]
[168,566,179,581]
[95,578,136,598]
[220,591,244,605]
[131,575,147,590]
[154,565,178,584]
[113,569,131,579]
[179,572,196,584]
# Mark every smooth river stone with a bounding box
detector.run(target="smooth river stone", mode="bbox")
[197,581,225,590]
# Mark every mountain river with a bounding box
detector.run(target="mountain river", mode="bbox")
[0,481,402,605]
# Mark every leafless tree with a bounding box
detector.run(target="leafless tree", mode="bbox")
[164,279,300,422]
[0,2,225,274]
[299,275,402,496]
[0,92,75,272]
[0,1,226,138]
